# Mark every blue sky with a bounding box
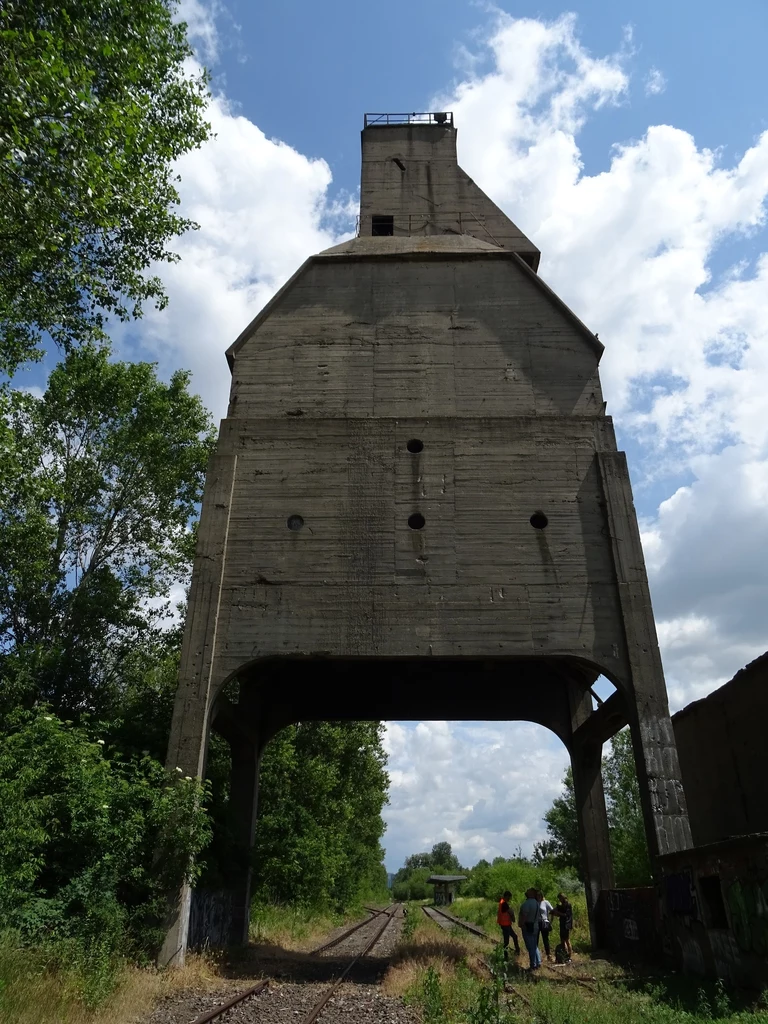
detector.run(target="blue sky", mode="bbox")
[42,0,768,871]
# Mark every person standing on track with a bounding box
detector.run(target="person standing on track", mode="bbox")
[518,887,542,970]
[497,890,520,959]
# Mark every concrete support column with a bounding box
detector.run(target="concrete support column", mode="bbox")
[628,707,691,864]
[569,686,614,946]
[226,735,262,945]
[158,444,238,967]
[597,451,692,863]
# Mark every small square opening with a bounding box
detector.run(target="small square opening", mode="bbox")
[372,215,394,236]
[699,875,728,929]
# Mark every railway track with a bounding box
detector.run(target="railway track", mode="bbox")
[186,903,403,1024]
[421,903,489,940]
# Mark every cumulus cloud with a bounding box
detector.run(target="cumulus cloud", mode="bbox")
[383,721,567,870]
[645,67,666,96]
[127,89,351,415]
[176,0,222,63]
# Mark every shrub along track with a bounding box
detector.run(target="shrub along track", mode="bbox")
[147,904,418,1024]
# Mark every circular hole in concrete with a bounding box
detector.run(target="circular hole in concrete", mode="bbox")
[287,514,304,531]
[530,512,548,530]
[406,438,424,454]
[408,513,425,530]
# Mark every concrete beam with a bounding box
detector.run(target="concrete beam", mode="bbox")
[571,691,628,749]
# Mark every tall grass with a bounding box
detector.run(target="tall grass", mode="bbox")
[385,901,768,1024]
[0,932,223,1024]
[248,902,373,950]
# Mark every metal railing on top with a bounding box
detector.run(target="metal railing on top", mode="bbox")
[364,112,453,127]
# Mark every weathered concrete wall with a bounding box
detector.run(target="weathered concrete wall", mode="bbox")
[659,835,768,989]
[358,123,540,266]
[161,119,691,964]
[596,887,659,959]
[228,253,602,419]
[673,653,768,846]
[209,416,624,673]
[188,890,233,951]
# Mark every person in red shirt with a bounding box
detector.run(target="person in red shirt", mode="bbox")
[497,889,520,959]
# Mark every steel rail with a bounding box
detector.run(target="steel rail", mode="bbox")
[310,904,387,954]
[186,904,398,1024]
[421,905,452,930]
[188,979,269,1024]
[425,904,490,939]
[299,903,400,1024]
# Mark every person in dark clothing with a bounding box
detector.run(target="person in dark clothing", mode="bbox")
[552,892,573,960]
[497,889,520,959]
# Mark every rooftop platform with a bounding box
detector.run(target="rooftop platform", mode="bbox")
[364,112,453,127]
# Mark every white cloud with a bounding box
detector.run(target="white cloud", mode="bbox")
[644,67,666,96]
[125,81,352,416]
[176,0,222,63]
[382,721,568,871]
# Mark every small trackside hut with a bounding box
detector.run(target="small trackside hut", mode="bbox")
[428,874,467,906]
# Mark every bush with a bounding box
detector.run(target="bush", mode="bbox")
[0,707,211,997]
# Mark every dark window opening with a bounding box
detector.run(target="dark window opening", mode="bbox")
[406,439,423,454]
[699,875,728,929]
[372,215,394,236]
[408,513,425,530]
[530,512,548,530]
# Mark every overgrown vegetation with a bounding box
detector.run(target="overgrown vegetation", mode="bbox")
[392,842,584,924]
[0,343,217,1011]
[386,902,768,1024]
[203,720,390,915]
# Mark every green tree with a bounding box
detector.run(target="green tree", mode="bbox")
[539,732,651,886]
[0,344,215,717]
[429,841,462,873]
[603,729,651,886]
[0,0,212,373]
[538,766,581,874]
[245,721,389,909]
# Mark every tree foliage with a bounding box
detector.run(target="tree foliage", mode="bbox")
[0,707,211,1000]
[391,842,465,900]
[535,766,581,874]
[603,729,651,886]
[0,343,215,717]
[243,721,389,909]
[0,0,212,372]
[392,843,582,904]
